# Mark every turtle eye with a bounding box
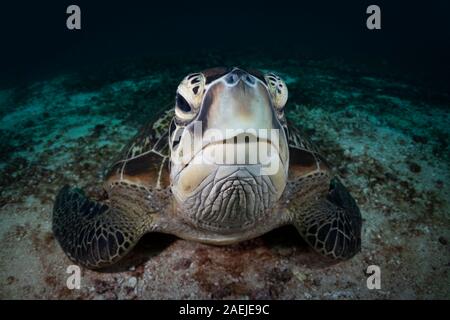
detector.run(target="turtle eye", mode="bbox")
[264,73,288,111]
[175,93,196,122]
[176,93,191,113]
[175,72,206,122]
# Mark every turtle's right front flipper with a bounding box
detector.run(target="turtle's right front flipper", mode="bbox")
[52,185,153,269]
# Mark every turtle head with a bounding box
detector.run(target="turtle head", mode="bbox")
[169,67,290,231]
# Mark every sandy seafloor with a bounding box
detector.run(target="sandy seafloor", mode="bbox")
[0,55,449,299]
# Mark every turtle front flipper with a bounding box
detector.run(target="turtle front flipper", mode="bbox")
[291,177,362,260]
[53,185,154,269]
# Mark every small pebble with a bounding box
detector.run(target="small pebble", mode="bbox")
[312,278,321,287]
[292,269,307,282]
[127,277,137,288]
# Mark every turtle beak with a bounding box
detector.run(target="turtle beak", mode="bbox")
[199,68,277,134]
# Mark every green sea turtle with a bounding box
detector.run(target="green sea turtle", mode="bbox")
[53,67,362,269]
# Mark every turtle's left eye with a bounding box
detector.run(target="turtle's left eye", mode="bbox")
[264,73,288,111]
[175,72,206,122]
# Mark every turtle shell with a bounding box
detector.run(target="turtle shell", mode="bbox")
[285,118,331,180]
[105,109,174,190]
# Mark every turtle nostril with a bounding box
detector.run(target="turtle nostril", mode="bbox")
[225,73,239,85]
[244,74,256,85]
[225,69,256,86]
[233,69,246,77]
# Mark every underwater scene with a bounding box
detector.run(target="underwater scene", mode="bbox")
[0,1,449,300]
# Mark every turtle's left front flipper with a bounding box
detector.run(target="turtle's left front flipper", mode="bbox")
[53,185,154,269]
[292,177,362,260]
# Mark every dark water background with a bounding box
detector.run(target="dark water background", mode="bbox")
[1,0,449,91]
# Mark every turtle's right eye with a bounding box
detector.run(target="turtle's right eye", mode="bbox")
[176,93,191,113]
[175,72,206,123]
[175,92,197,122]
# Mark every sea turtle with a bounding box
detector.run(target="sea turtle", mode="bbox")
[53,67,362,269]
